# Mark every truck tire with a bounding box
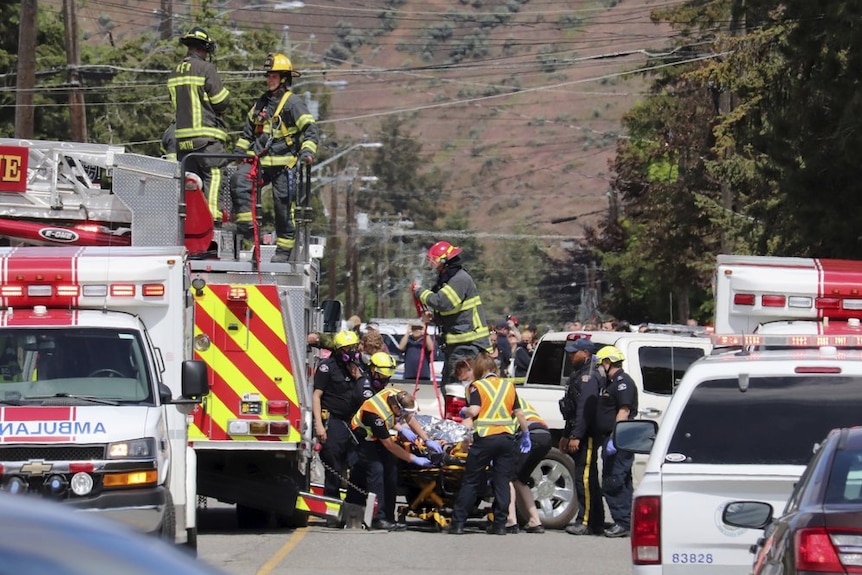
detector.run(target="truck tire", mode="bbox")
[276,510,309,529]
[158,490,177,543]
[522,447,578,530]
[236,504,269,529]
[184,527,198,557]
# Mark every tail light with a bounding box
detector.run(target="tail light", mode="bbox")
[632,496,661,565]
[796,527,862,573]
[444,395,466,422]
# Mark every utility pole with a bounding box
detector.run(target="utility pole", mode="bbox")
[15,0,38,138]
[327,180,339,300]
[344,170,356,315]
[63,0,87,142]
[159,0,174,41]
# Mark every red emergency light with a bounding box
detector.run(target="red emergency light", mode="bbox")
[711,333,862,348]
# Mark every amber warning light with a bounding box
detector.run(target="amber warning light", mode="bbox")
[0,146,28,193]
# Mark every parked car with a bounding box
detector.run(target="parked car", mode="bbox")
[0,492,228,575]
[722,426,862,575]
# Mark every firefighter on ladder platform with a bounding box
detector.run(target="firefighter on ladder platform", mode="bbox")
[231,53,319,263]
[413,241,492,385]
[167,26,231,223]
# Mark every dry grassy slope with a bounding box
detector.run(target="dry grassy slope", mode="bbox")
[59,0,671,248]
[312,0,673,245]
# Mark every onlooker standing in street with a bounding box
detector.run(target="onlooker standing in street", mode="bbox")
[595,345,638,538]
[560,336,604,536]
[495,320,513,376]
[168,26,231,222]
[413,241,491,385]
[398,323,433,380]
[512,326,536,378]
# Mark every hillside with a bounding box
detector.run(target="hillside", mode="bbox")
[58,0,672,248]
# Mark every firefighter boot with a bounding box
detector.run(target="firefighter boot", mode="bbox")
[270,249,292,263]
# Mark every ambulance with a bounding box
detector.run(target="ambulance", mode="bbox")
[619,255,862,575]
[0,138,333,531]
[0,246,209,547]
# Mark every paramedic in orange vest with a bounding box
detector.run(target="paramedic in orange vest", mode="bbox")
[506,396,552,533]
[348,388,438,530]
[232,53,319,263]
[449,352,530,535]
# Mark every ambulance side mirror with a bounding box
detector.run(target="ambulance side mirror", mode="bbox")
[321,299,342,333]
[163,360,210,405]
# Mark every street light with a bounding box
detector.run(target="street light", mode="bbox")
[213,1,305,19]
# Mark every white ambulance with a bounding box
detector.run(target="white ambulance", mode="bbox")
[620,255,862,575]
[0,247,209,549]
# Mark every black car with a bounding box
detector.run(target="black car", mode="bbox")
[722,426,862,575]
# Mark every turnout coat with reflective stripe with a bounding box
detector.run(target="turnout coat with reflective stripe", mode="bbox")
[416,267,491,351]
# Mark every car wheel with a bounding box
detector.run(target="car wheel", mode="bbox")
[524,447,578,530]
[158,490,177,542]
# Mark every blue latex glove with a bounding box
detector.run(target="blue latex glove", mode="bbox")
[411,454,432,467]
[519,433,532,454]
[458,407,468,419]
[605,438,617,456]
[426,439,443,454]
[400,427,418,442]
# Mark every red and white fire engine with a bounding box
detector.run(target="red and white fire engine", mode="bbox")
[0,138,338,530]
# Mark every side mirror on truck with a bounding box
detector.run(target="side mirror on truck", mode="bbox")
[180,359,210,400]
[160,360,210,405]
[613,419,658,454]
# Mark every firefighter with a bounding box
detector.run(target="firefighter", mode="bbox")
[232,53,319,263]
[595,344,638,538]
[449,353,530,535]
[413,241,492,385]
[167,26,230,222]
[312,330,362,504]
[348,388,434,530]
[352,351,396,411]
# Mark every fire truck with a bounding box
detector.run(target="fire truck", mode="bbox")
[0,138,336,530]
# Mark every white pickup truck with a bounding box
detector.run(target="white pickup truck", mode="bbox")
[511,329,712,529]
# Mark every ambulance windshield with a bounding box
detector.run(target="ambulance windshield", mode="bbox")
[0,328,152,404]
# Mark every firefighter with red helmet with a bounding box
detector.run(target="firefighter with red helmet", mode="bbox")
[167,26,231,222]
[232,53,320,263]
[413,240,491,384]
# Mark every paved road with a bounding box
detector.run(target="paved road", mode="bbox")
[196,503,632,575]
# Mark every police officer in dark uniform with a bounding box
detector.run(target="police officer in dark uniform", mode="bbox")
[559,336,605,536]
[312,330,362,503]
[594,345,638,538]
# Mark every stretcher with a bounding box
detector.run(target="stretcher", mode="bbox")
[397,424,496,530]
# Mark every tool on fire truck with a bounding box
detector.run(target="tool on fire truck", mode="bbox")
[410,281,443,417]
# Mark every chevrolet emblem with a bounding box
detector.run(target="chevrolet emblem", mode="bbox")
[20,460,53,476]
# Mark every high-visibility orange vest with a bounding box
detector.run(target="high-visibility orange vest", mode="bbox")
[351,387,400,441]
[517,397,547,428]
[472,376,517,437]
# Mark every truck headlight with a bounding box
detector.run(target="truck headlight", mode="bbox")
[107,438,154,458]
